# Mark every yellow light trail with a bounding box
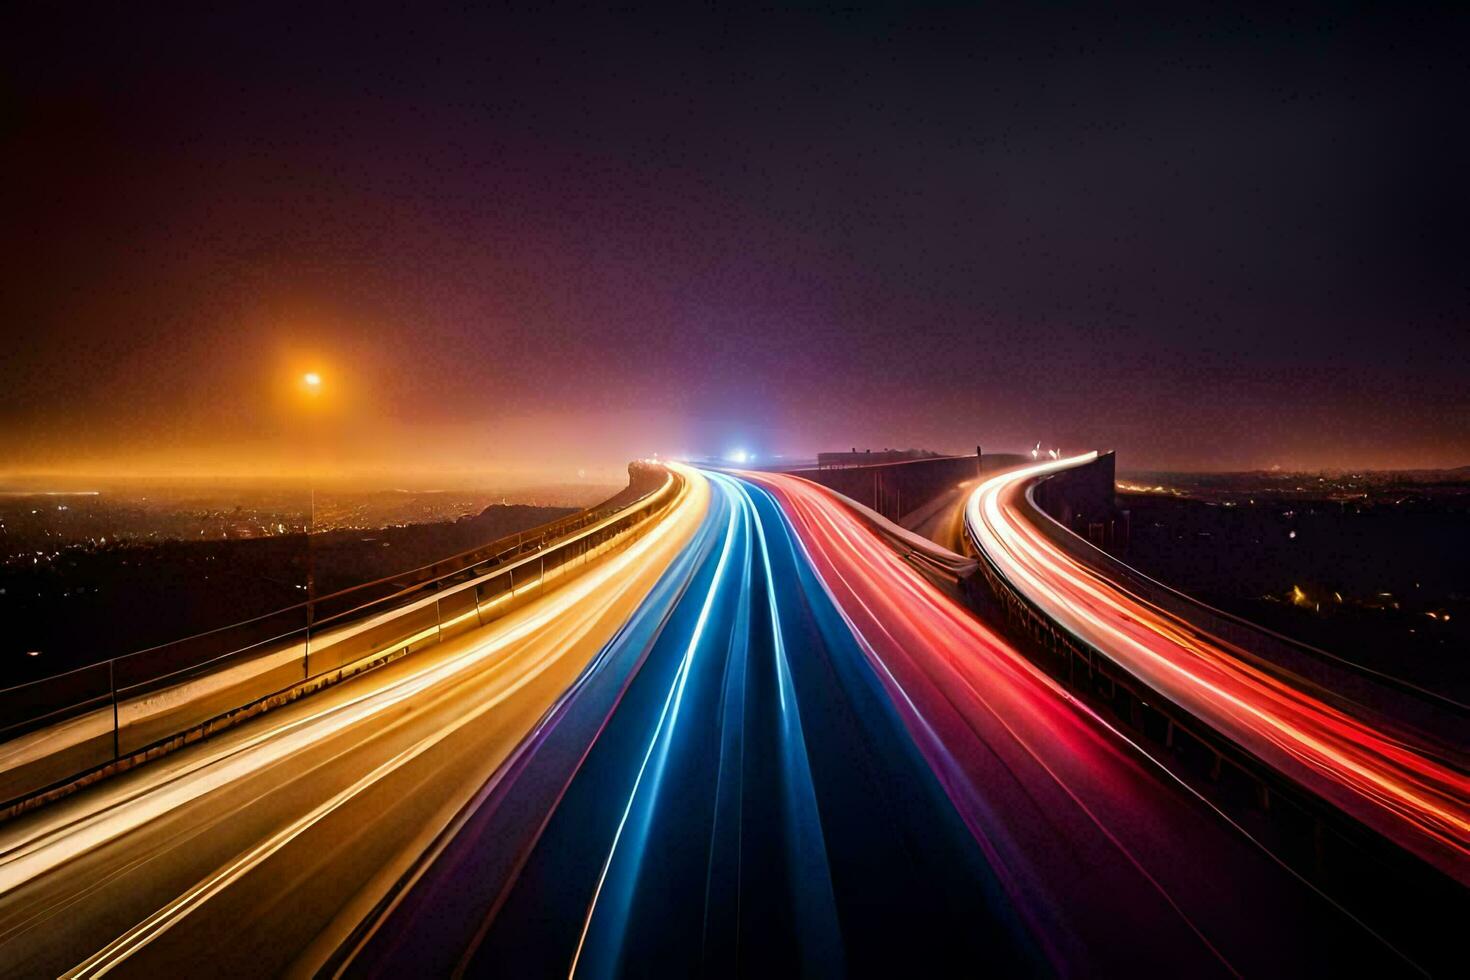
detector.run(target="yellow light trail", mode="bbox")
[0,466,712,977]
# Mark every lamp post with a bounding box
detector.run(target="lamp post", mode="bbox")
[302,372,322,630]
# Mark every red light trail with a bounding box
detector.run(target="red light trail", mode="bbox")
[965,455,1470,883]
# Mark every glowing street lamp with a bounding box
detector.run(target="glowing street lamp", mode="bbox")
[299,371,323,631]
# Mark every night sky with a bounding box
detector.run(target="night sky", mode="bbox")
[4,5,1466,479]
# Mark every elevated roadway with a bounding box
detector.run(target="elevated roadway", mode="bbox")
[965,454,1469,888]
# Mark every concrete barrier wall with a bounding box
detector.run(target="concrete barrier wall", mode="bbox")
[1029,450,1127,550]
[792,452,1025,523]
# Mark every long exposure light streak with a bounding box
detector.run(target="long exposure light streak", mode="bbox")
[965,454,1470,883]
[568,470,739,978]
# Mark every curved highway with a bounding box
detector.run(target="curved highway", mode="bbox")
[966,454,1470,886]
[0,462,1441,976]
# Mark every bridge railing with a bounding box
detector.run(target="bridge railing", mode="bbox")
[0,466,681,809]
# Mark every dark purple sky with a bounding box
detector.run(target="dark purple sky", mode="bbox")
[4,5,1466,478]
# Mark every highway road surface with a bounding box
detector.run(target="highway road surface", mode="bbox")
[342,468,1415,977]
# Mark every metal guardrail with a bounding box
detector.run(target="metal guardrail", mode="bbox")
[0,467,682,808]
